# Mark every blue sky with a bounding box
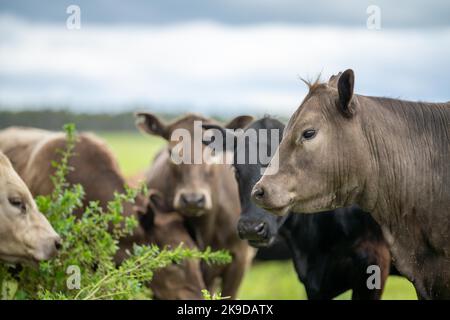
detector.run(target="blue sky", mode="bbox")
[0,1,449,115]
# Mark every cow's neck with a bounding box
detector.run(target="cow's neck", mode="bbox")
[185,209,218,250]
[359,95,449,218]
[116,223,148,264]
[358,95,450,296]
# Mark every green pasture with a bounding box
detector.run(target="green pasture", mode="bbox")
[98,131,417,300]
[97,131,166,177]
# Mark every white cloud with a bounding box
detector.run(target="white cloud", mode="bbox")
[0,15,449,115]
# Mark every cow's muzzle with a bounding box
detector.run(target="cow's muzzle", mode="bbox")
[251,182,292,216]
[175,191,211,217]
[237,219,275,247]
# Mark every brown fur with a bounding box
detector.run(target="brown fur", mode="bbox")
[115,189,206,300]
[350,237,391,299]
[0,127,132,216]
[0,126,206,299]
[136,113,252,299]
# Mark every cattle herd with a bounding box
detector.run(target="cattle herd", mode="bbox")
[0,69,449,300]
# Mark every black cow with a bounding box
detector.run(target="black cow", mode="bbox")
[203,117,392,300]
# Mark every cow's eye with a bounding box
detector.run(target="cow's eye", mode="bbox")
[302,129,317,140]
[9,198,25,211]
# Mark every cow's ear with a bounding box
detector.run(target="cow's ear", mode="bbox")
[135,112,169,140]
[328,72,342,88]
[148,190,169,213]
[136,200,155,232]
[225,115,254,130]
[337,69,355,118]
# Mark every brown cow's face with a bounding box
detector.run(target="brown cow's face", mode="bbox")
[136,112,253,218]
[169,159,214,217]
[0,152,61,264]
[253,70,367,215]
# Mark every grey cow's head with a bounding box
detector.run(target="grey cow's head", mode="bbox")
[252,70,372,216]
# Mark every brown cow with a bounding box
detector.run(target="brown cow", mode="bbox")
[253,69,450,299]
[135,113,253,299]
[0,151,61,264]
[0,127,134,217]
[0,127,206,299]
[116,189,206,300]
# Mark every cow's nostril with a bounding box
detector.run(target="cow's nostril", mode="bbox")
[55,238,62,250]
[255,223,267,238]
[252,187,265,201]
[255,222,265,233]
[196,195,205,206]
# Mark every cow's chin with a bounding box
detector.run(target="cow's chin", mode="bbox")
[248,236,276,248]
[290,193,338,214]
[0,253,40,267]
[261,192,338,215]
[177,207,210,218]
[259,203,292,217]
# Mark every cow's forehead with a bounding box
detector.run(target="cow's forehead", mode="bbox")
[285,96,315,133]
[167,116,216,148]
[169,114,212,130]
[2,173,32,203]
[285,89,336,135]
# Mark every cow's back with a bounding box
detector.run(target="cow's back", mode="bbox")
[0,127,128,211]
[0,127,56,178]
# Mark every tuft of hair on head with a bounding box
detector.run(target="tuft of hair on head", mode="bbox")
[263,113,277,120]
[299,73,326,94]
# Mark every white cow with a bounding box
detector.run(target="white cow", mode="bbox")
[0,151,61,264]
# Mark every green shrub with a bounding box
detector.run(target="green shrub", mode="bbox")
[0,124,230,300]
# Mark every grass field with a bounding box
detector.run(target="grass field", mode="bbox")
[97,131,166,177]
[98,131,417,300]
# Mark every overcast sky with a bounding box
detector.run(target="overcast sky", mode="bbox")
[2,0,449,28]
[0,1,449,115]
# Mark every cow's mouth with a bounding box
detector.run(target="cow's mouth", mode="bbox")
[248,236,276,248]
[26,257,41,268]
[179,206,207,217]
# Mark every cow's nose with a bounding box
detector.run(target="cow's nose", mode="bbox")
[181,193,206,208]
[237,220,268,240]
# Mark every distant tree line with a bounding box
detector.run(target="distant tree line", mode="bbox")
[0,109,285,132]
[0,109,216,131]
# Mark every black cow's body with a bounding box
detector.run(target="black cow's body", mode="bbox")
[280,207,389,299]
[203,117,392,300]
